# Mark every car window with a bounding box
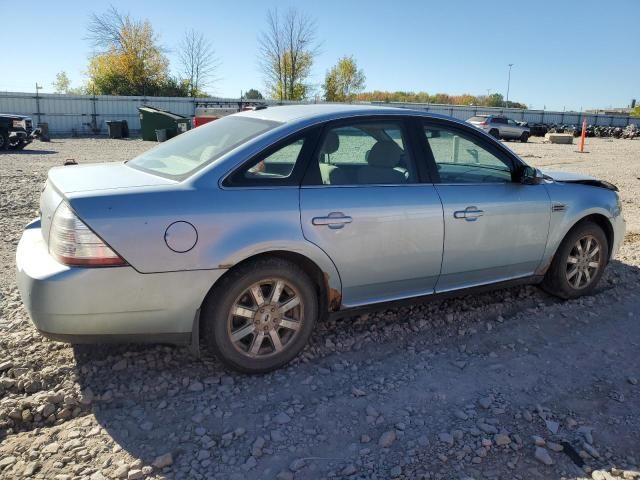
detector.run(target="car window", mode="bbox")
[226,136,306,186]
[423,125,513,184]
[128,116,279,180]
[312,121,417,185]
[491,117,506,125]
[507,119,517,125]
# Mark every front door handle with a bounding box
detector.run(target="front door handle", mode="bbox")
[453,206,484,221]
[312,212,353,229]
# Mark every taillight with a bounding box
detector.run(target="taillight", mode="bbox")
[480,121,488,126]
[49,202,127,267]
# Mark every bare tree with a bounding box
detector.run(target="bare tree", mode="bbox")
[87,6,133,52]
[178,29,219,97]
[258,8,319,101]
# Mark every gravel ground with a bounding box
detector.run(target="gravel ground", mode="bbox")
[1,136,639,480]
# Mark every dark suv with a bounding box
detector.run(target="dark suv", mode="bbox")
[467,115,530,142]
[0,114,34,150]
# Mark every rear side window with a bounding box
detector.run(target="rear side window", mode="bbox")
[491,117,507,124]
[225,134,309,187]
[308,121,418,186]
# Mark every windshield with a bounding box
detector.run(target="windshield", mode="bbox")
[127,116,280,179]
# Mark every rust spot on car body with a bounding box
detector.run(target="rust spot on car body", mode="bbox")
[323,272,342,311]
[218,263,233,269]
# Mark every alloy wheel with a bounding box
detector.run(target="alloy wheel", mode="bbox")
[227,278,304,358]
[565,234,601,289]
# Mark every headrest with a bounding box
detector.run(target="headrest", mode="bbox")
[322,131,340,155]
[367,141,402,168]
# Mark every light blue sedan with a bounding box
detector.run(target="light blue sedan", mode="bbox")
[16,105,625,372]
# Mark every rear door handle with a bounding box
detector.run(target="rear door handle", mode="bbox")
[312,212,353,229]
[453,206,484,221]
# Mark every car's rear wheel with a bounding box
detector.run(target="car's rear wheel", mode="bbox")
[520,132,529,143]
[541,221,608,299]
[489,128,500,139]
[201,258,318,373]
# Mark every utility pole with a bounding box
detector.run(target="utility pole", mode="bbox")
[505,64,514,108]
[35,83,43,125]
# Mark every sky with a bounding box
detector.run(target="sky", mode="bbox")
[2,0,638,111]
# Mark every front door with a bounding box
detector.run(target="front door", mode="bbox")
[300,118,444,307]
[420,121,550,291]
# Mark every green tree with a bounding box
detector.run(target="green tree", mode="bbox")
[52,71,84,94]
[244,88,264,100]
[484,93,504,107]
[86,7,170,95]
[52,72,71,93]
[323,56,366,102]
[630,106,640,117]
[258,8,318,101]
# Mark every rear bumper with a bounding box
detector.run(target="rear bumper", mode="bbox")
[16,219,224,343]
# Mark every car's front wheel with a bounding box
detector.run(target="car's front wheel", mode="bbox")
[541,221,608,299]
[520,132,529,143]
[201,258,318,373]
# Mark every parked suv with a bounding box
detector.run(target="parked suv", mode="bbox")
[467,115,530,142]
[0,114,34,150]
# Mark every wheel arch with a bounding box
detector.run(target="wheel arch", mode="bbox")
[198,249,342,335]
[567,213,614,260]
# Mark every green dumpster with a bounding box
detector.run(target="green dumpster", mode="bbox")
[138,106,191,141]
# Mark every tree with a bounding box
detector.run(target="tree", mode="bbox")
[485,93,504,107]
[86,7,170,95]
[52,72,84,95]
[258,8,319,101]
[244,89,264,100]
[177,29,218,97]
[632,106,640,117]
[52,72,71,93]
[323,56,366,102]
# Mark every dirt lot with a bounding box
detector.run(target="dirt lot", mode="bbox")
[1,136,639,480]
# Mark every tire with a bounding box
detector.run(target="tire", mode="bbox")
[489,129,500,139]
[541,221,609,299]
[201,258,318,373]
[0,131,8,151]
[520,132,529,143]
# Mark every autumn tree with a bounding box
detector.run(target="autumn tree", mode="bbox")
[258,8,319,101]
[177,29,218,97]
[323,56,365,102]
[86,7,170,95]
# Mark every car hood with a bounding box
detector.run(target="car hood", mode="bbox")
[541,169,618,191]
[47,162,176,194]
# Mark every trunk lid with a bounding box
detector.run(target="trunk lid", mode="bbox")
[47,162,175,194]
[40,162,176,244]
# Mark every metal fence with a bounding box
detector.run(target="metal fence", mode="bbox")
[0,91,637,136]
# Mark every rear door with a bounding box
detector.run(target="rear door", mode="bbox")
[299,118,444,308]
[419,120,551,291]
[506,118,522,139]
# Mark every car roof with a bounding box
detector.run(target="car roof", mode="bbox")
[234,103,458,125]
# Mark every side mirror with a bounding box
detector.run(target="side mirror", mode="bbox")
[519,166,544,185]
